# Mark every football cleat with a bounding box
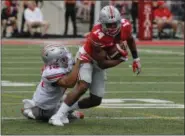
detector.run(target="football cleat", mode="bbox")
[68,111,84,120]
[21,108,36,119]
[61,113,69,124]
[49,117,64,126]
[49,113,69,126]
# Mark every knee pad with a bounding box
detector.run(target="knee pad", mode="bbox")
[90,94,102,106]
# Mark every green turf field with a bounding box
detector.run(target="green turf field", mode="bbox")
[1,43,184,135]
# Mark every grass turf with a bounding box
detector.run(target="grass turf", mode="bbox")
[1,44,184,135]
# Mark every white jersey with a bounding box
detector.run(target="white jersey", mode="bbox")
[32,62,73,110]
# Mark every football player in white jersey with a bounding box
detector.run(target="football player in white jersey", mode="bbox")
[21,44,84,122]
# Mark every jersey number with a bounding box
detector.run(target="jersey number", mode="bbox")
[93,29,105,39]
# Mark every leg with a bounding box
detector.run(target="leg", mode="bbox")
[156,20,166,38]
[9,17,18,35]
[64,8,70,35]
[131,11,137,34]
[1,19,7,37]
[170,20,178,38]
[182,21,184,39]
[76,3,83,18]
[71,8,77,36]
[89,4,94,31]
[26,21,35,36]
[6,19,14,38]
[21,12,25,33]
[49,62,93,126]
[40,21,50,36]
[62,62,93,106]
[22,99,58,121]
[78,93,102,109]
[77,66,105,109]
[31,107,57,121]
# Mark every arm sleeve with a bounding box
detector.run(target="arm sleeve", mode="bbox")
[42,67,66,83]
[89,32,103,47]
[121,20,132,40]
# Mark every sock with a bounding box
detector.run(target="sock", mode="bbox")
[69,101,79,111]
[55,102,71,117]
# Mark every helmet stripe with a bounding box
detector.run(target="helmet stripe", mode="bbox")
[109,6,114,18]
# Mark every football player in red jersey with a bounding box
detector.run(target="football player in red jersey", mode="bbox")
[49,5,141,126]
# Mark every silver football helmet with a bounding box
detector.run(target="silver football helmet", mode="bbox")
[99,5,121,37]
[42,44,73,68]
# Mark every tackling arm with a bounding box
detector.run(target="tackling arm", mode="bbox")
[56,59,81,88]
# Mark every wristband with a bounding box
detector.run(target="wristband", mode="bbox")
[131,50,138,59]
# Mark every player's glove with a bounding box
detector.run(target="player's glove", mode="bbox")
[132,58,141,75]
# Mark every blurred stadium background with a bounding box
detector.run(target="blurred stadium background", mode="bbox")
[1,0,184,135]
[1,0,184,39]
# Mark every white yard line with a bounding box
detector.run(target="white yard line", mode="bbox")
[138,49,184,56]
[107,81,184,84]
[1,81,184,87]
[2,67,184,70]
[2,48,184,55]
[2,57,183,60]
[1,73,184,77]
[1,116,184,120]
[2,90,183,94]
[2,61,184,64]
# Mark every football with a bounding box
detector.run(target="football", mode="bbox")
[106,44,127,60]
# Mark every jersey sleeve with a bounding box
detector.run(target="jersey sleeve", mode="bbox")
[89,31,103,47]
[42,66,66,83]
[120,19,132,40]
[88,24,105,47]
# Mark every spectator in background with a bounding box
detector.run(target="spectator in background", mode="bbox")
[130,0,138,34]
[35,0,44,8]
[152,0,158,19]
[110,0,130,19]
[64,0,77,36]
[21,0,44,33]
[1,0,19,37]
[24,1,49,37]
[76,0,90,22]
[153,1,178,39]
[89,0,95,31]
[170,0,184,39]
[20,0,28,33]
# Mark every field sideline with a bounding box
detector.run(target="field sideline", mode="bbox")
[1,39,184,135]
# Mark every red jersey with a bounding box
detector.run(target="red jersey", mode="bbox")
[154,8,172,19]
[83,18,132,57]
